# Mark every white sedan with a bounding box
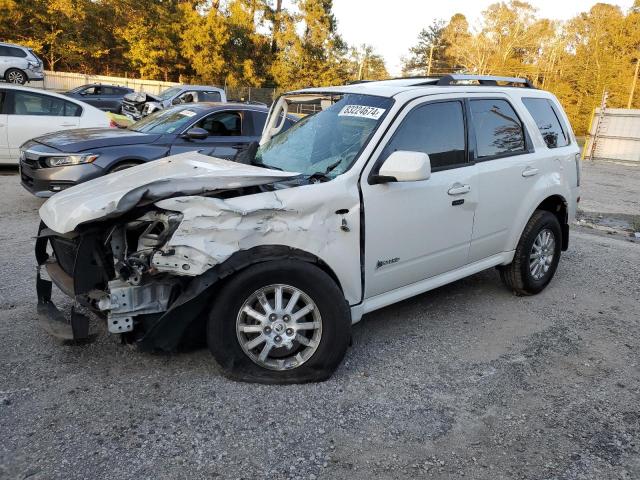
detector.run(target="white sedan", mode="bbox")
[0,84,111,165]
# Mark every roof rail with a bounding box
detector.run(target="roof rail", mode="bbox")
[436,74,535,88]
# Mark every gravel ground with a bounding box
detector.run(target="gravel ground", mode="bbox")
[1,164,639,480]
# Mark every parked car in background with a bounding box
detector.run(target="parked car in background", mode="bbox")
[121,85,227,120]
[63,84,134,113]
[20,102,296,196]
[0,42,44,85]
[0,84,110,165]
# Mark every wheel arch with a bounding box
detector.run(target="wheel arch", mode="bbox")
[137,245,345,352]
[106,158,145,172]
[534,194,569,251]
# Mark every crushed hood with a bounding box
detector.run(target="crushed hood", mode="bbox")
[39,152,299,234]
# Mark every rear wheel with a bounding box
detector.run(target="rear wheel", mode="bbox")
[5,68,27,85]
[499,210,562,295]
[207,260,351,383]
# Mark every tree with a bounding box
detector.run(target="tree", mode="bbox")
[350,45,389,81]
[402,20,447,76]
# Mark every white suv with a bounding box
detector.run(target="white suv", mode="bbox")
[35,75,580,383]
[0,42,45,84]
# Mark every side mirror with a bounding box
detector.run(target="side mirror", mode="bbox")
[183,127,209,140]
[371,151,431,184]
[171,97,181,105]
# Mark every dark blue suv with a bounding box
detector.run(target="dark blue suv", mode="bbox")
[20,103,297,197]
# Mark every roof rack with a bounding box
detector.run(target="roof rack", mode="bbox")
[436,74,535,88]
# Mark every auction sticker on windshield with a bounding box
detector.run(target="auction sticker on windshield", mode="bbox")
[179,110,197,117]
[338,105,386,120]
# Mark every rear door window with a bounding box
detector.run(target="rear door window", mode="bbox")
[379,100,467,170]
[522,97,569,148]
[199,91,222,102]
[470,99,526,158]
[3,46,27,58]
[10,91,82,117]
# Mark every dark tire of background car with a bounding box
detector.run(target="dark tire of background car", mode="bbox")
[206,260,351,384]
[499,210,562,296]
[5,68,27,85]
[109,161,140,173]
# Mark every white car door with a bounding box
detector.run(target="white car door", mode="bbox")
[0,89,9,163]
[361,96,478,298]
[464,95,540,262]
[6,89,80,161]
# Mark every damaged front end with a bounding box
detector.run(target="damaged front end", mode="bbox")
[36,210,187,345]
[35,152,303,349]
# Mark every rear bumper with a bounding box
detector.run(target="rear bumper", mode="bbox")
[26,71,45,81]
[20,160,105,197]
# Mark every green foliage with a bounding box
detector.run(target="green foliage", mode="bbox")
[0,0,387,90]
[403,1,640,134]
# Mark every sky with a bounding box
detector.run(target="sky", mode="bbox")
[329,0,636,75]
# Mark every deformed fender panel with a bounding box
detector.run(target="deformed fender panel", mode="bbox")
[153,181,362,305]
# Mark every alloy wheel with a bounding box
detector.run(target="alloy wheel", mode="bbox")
[236,284,322,371]
[529,228,555,280]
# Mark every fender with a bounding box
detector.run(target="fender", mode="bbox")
[507,182,570,254]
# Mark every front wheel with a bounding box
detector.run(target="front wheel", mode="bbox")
[207,260,351,383]
[499,210,562,295]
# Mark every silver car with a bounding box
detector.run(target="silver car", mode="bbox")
[0,42,45,85]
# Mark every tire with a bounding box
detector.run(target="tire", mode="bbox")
[499,210,562,296]
[5,68,27,85]
[108,161,140,173]
[207,260,351,384]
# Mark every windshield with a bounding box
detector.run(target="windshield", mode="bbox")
[255,94,393,179]
[158,87,182,101]
[129,106,199,134]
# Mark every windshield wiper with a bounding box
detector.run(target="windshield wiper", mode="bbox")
[306,159,342,182]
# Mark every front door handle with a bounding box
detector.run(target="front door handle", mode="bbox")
[60,123,76,127]
[522,167,539,177]
[448,183,471,195]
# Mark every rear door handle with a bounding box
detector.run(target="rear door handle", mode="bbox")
[522,167,539,177]
[447,183,471,195]
[61,123,76,127]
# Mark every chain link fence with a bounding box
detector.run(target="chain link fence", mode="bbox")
[224,86,277,105]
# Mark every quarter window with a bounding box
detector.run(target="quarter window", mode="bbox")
[470,99,526,158]
[522,97,569,148]
[380,101,466,170]
[11,91,82,117]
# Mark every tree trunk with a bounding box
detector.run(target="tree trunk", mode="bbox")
[271,0,283,54]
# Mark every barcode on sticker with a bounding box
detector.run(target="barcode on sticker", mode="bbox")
[338,105,386,120]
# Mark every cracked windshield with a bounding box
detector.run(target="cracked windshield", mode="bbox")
[255,94,393,179]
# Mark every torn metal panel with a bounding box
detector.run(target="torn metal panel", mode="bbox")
[38,152,299,234]
[153,182,363,304]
